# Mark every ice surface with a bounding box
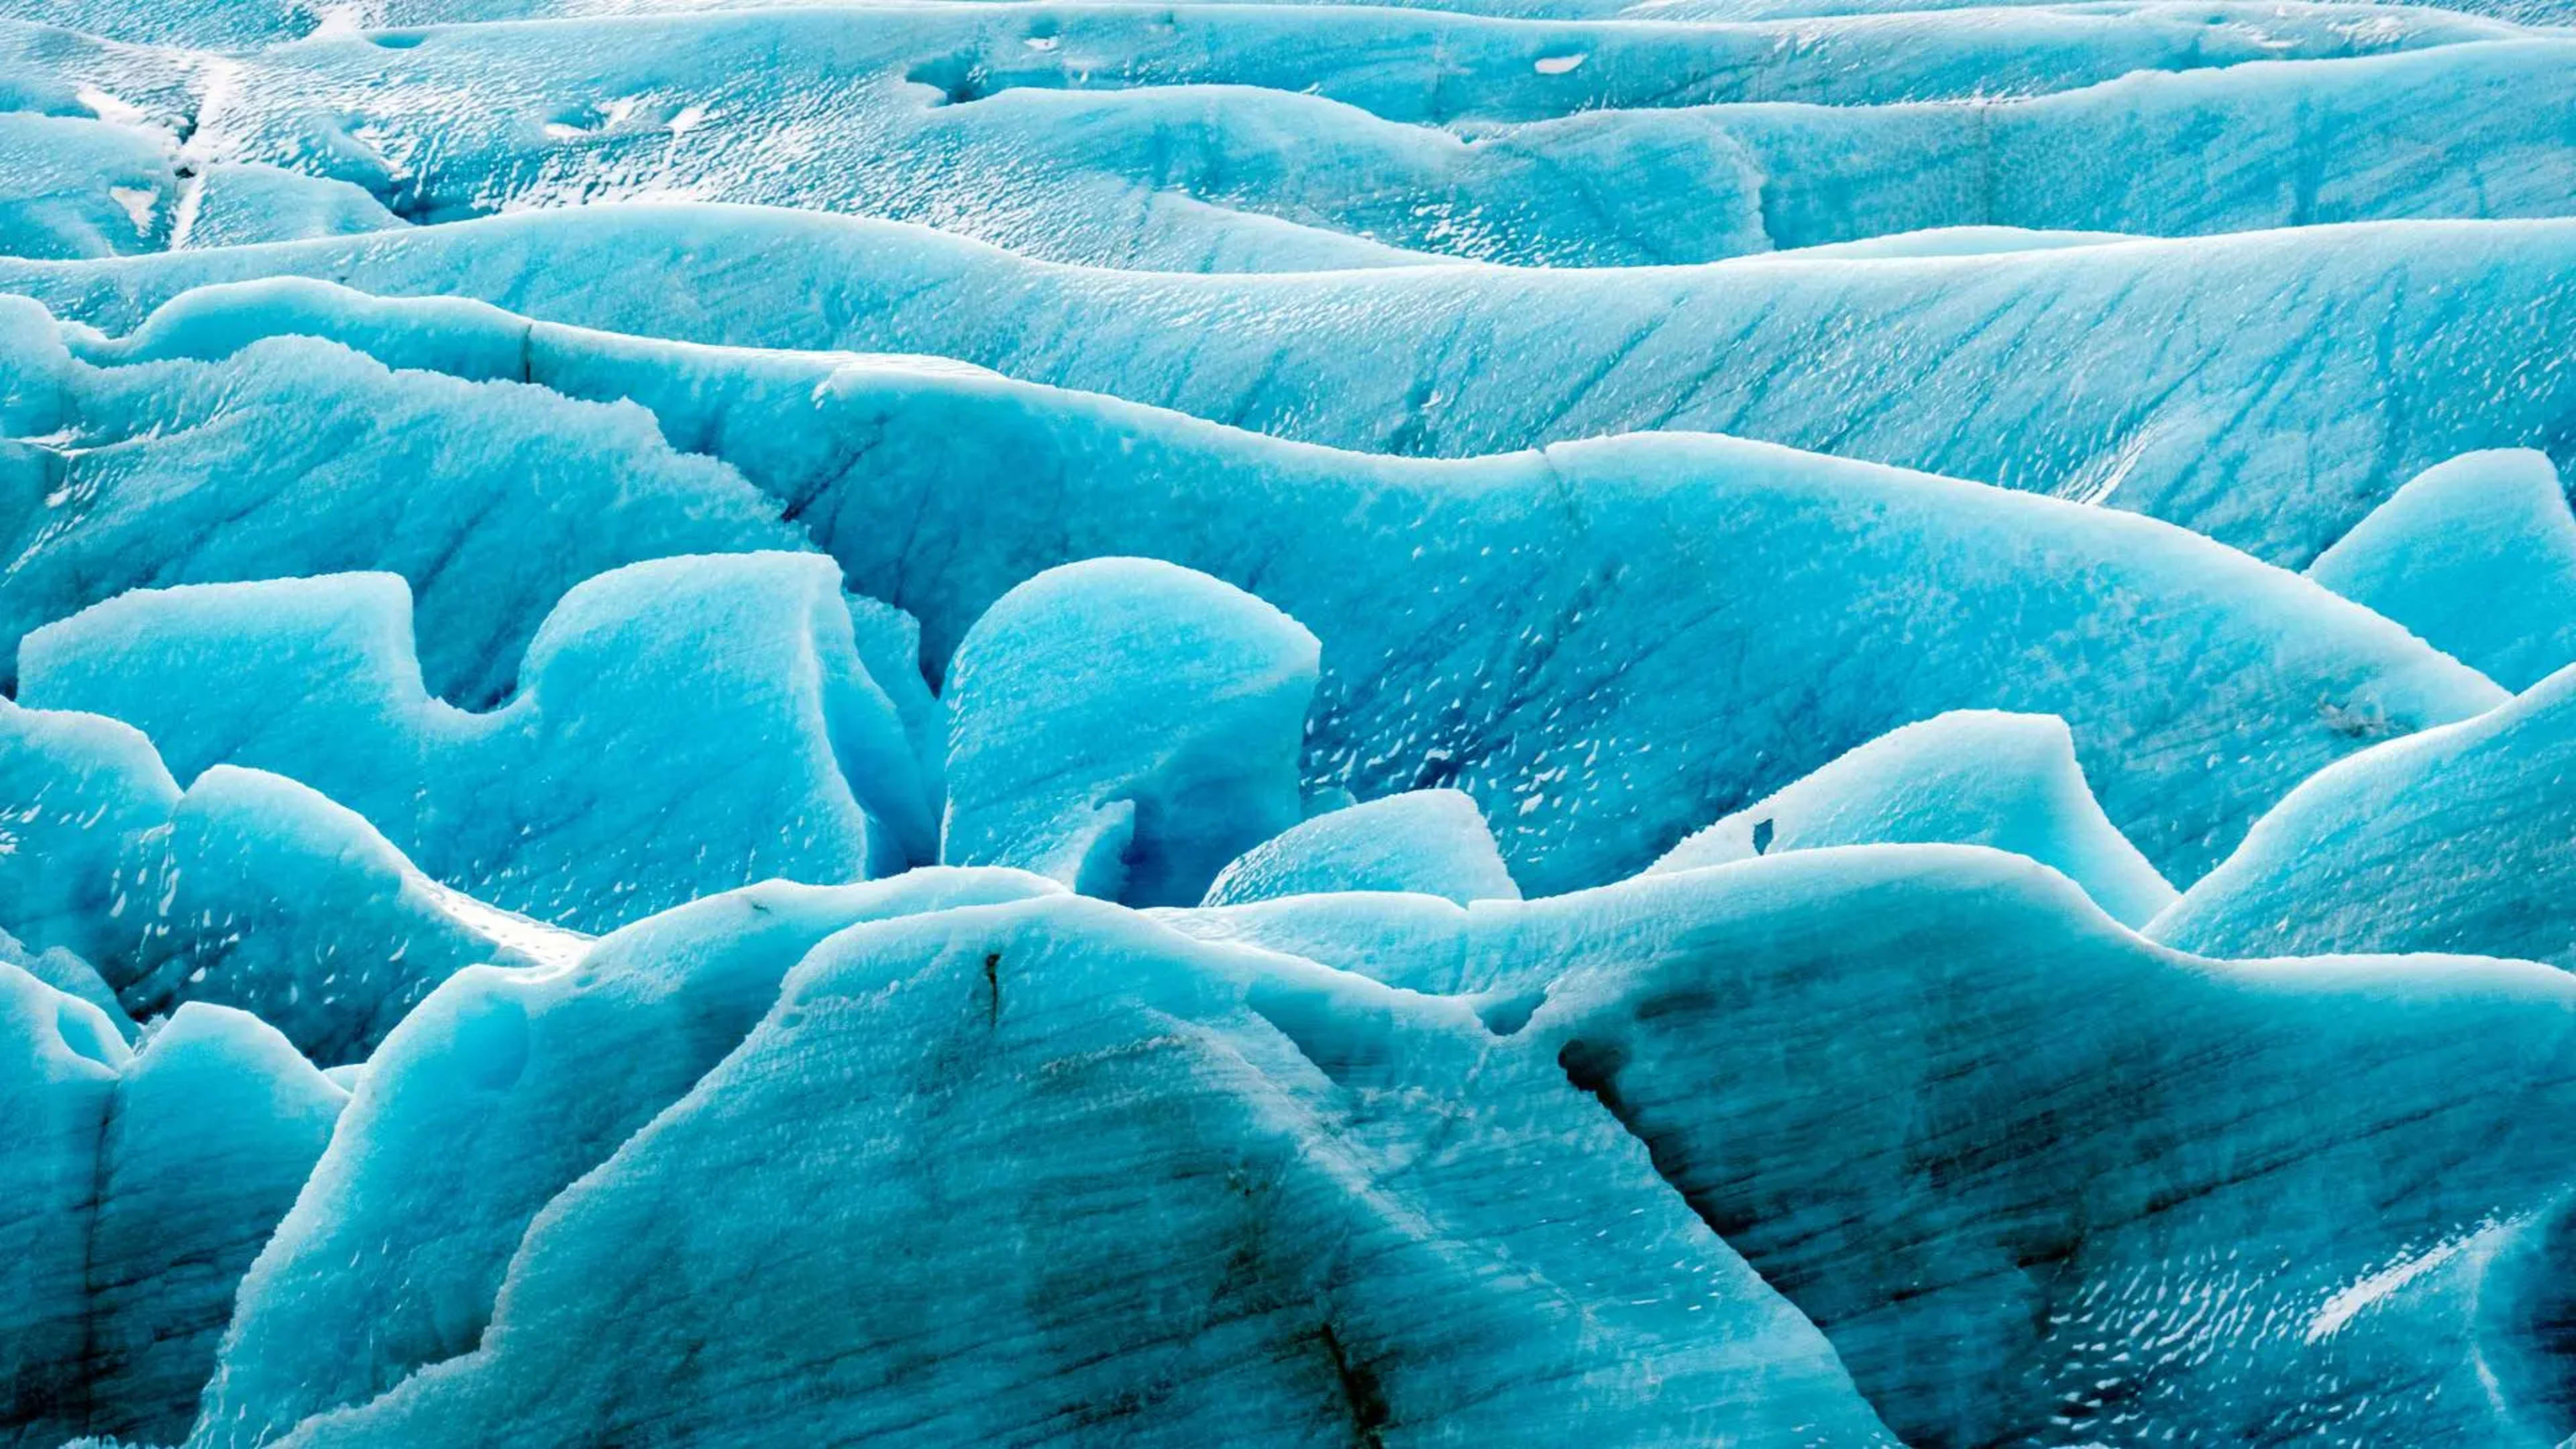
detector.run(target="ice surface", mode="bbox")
[0,930,130,1038]
[0,304,794,701]
[18,553,936,930]
[2151,664,2576,966]
[2306,449,2576,691]
[203,869,1061,1449]
[0,285,2506,892]
[217,890,1902,1448]
[5,0,2576,1438]
[0,694,582,1061]
[1202,788,1520,906]
[142,851,2576,1446]
[15,213,2576,564]
[171,165,404,250]
[5,11,2572,268]
[1519,847,2576,1445]
[0,968,343,1448]
[941,559,1318,905]
[1647,710,2176,926]
[0,111,172,259]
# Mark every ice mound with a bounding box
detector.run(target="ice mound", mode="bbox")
[0,696,576,1061]
[0,111,172,260]
[1647,710,2176,926]
[7,0,2576,1437]
[0,928,128,1038]
[19,554,936,931]
[14,284,2506,891]
[206,887,1901,1448]
[0,308,794,701]
[201,869,1064,1449]
[125,850,2576,1447]
[10,16,2576,269]
[1521,847,2576,1445]
[941,559,1318,906]
[2151,664,2576,966]
[1,969,343,1448]
[2306,448,2576,691]
[1202,788,1520,906]
[17,213,2576,565]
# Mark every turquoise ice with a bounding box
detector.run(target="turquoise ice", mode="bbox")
[3,0,2575,1440]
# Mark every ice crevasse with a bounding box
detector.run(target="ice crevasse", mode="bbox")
[6,0,2576,1443]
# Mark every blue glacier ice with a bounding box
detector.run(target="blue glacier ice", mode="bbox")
[0,929,128,1038]
[1517,848,2576,1446]
[119,851,2576,1448]
[5,0,2576,1440]
[0,965,343,1448]
[14,11,2576,268]
[210,890,1909,1448]
[941,559,1318,905]
[0,283,2510,893]
[12,211,2576,568]
[2151,664,2576,966]
[0,111,170,260]
[0,692,578,1061]
[0,297,794,701]
[2306,449,2576,692]
[1201,788,1521,906]
[1646,710,2176,926]
[17,553,937,930]
[199,869,1063,1449]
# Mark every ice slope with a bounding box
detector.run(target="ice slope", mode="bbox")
[2306,449,2576,692]
[0,695,580,1062]
[1,0,2573,1436]
[0,299,796,701]
[209,888,1901,1449]
[0,112,171,260]
[15,282,2512,893]
[0,930,130,1038]
[22,1,2533,99]
[1511,847,2576,1446]
[167,849,2576,1447]
[199,869,1069,1449]
[7,2,2522,120]
[15,213,2576,563]
[17,554,938,932]
[941,559,1319,904]
[0,968,344,1448]
[1201,788,1521,906]
[694,415,2504,894]
[21,0,2572,37]
[1647,710,2176,926]
[169,164,405,250]
[2149,665,2576,966]
[16,16,2575,269]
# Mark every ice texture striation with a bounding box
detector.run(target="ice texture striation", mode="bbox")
[1,967,343,1448]
[8,213,2576,566]
[941,559,1318,906]
[1647,710,2176,926]
[5,0,2576,1440]
[1202,789,1521,906]
[0,286,2508,894]
[205,890,1909,1448]
[2306,449,2576,692]
[17,553,938,932]
[2151,664,2576,967]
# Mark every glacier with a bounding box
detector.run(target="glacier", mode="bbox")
[3,0,2576,1442]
